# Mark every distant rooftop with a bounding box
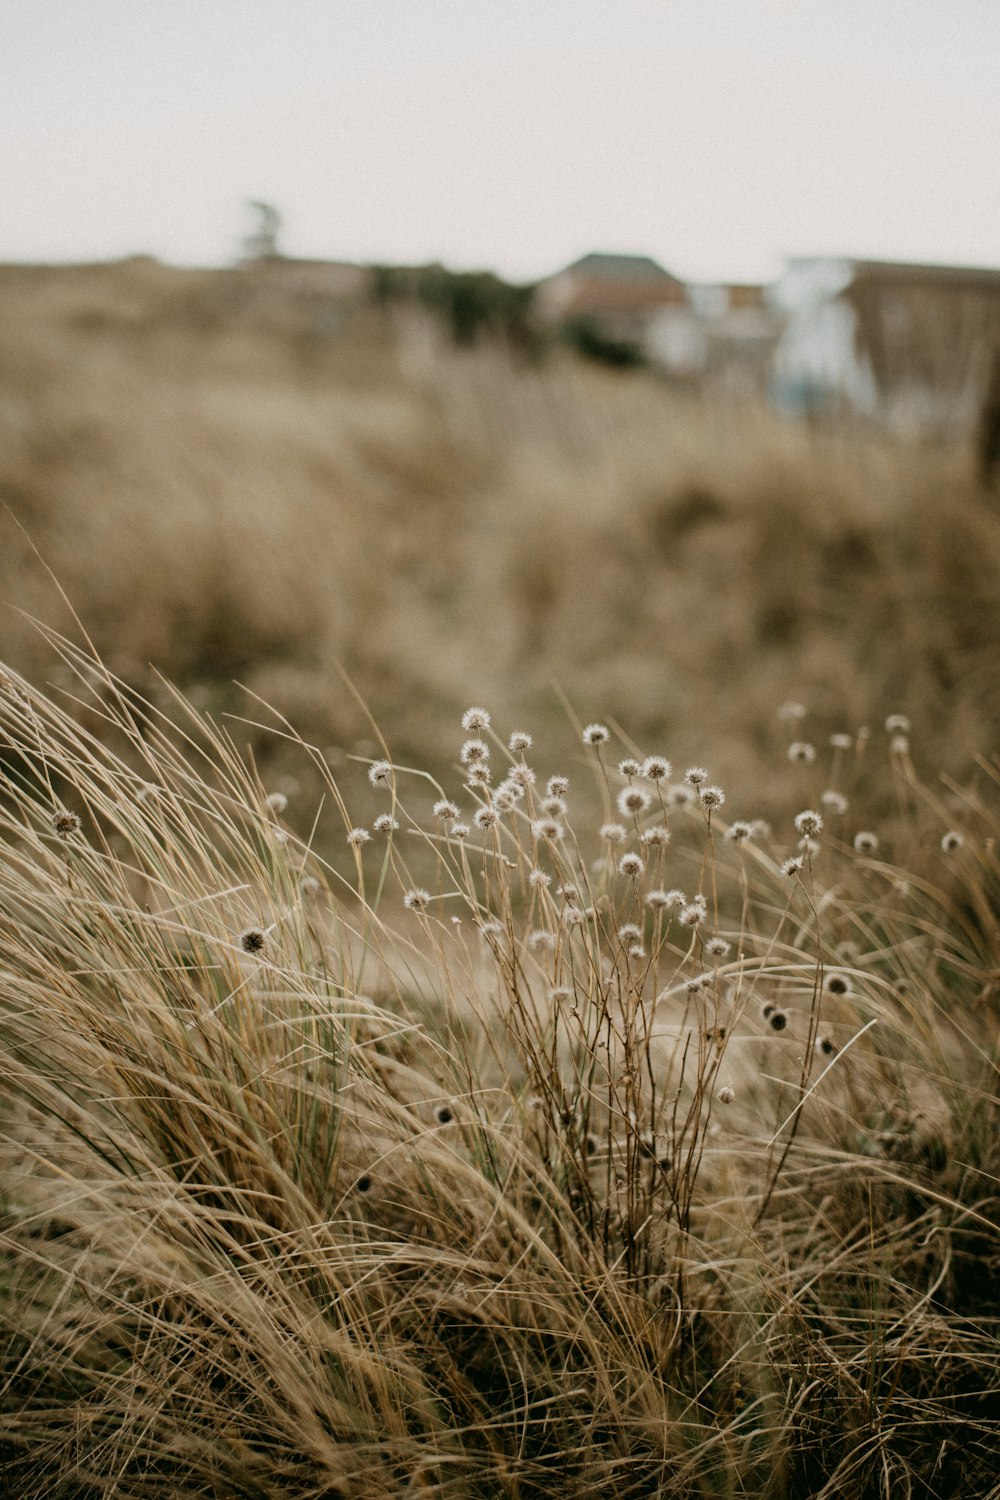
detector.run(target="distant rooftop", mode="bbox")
[563,252,679,283]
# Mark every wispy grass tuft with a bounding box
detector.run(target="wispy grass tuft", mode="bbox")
[1,649,998,1497]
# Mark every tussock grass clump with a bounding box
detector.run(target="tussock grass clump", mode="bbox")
[1,645,998,1498]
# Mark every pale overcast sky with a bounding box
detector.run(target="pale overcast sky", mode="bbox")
[1,0,997,283]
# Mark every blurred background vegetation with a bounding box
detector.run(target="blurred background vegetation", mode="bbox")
[1,254,997,833]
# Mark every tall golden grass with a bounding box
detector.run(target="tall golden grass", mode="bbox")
[0,635,998,1497]
[0,261,999,1495]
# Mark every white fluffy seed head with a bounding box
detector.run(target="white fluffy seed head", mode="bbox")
[794,809,823,836]
[618,852,644,878]
[941,830,964,853]
[787,741,817,764]
[641,755,672,781]
[508,730,533,752]
[367,762,392,787]
[582,723,610,746]
[600,822,627,844]
[403,888,431,912]
[617,786,652,816]
[372,813,399,834]
[853,831,879,854]
[346,827,371,847]
[461,707,491,731]
[460,738,489,765]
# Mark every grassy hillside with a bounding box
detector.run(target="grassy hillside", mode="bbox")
[1,257,998,813]
[0,259,998,1497]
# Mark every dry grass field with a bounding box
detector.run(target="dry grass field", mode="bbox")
[1,260,998,1497]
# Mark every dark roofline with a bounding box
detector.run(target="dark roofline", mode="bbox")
[786,254,1000,286]
[561,251,680,283]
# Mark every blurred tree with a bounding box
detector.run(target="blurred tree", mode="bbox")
[241,201,282,262]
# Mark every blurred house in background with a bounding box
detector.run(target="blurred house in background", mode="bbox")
[647,281,780,393]
[537,252,686,364]
[538,252,781,388]
[771,257,1000,438]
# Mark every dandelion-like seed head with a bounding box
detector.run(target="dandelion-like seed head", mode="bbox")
[600,822,627,844]
[726,820,753,843]
[563,906,587,927]
[854,831,879,854]
[266,791,288,814]
[788,741,816,764]
[642,755,672,782]
[367,761,392,787]
[821,790,848,815]
[403,888,431,912]
[718,1085,735,1105]
[794,809,823,837]
[299,874,321,898]
[618,786,652,816]
[885,714,911,734]
[618,922,642,943]
[890,734,910,757]
[684,766,708,787]
[346,827,371,847]
[824,971,851,996]
[546,775,569,798]
[461,707,491,732]
[528,929,556,952]
[768,1009,788,1032]
[493,790,515,812]
[532,818,564,842]
[618,851,644,879]
[679,903,705,928]
[617,757,642,777]
[699,785,725,810]
[474,807,499,830]
[508,729,533,753]
[51,810,81,838]
[239,926,266,955]
[434,1103,454,1125]
[663,790,693,816]
[830,732,854,751]
[373,813,399,834]
[941,830,964,853]
[751,818,772,839]
[706,936,731,958]
[641,825,670,847]
[542,795,567,817]
[528,868,551,888]
[556,883,579,902]
[460,738,489,766]
[780,855,804,876]
[508,763,536,789]
[479,918,503,938]
[452,822,470,839]
[778,701,807,722]
[433,798,459,821]
[466,763,492,787]
[582,723,610,746]
[646,887,684,910]
[629,943,646,960]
